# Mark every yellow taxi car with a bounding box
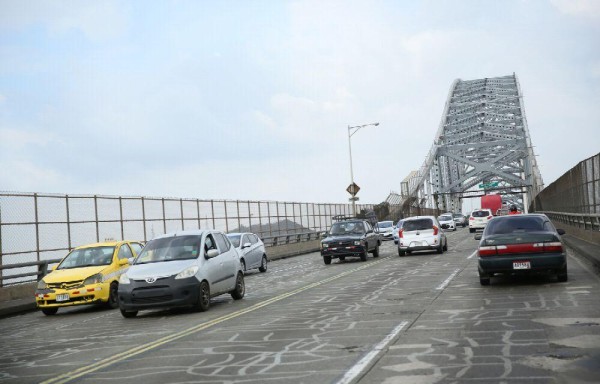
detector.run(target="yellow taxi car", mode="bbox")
[35,240,143,316]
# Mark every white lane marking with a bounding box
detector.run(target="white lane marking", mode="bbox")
[336,321,409,384]
[467,250,477,259]
[436,268,461,290]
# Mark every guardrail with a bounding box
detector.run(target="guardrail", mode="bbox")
[541,211,600,232]
[0,232,325,287]
[0,258,62,287]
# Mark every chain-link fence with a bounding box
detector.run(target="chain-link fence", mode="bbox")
[0,192,375,269]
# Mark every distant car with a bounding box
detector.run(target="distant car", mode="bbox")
[438,214,456,231]
[321,218,381,264]
[475,214,567,285]
[392,220,404,244]
[227,232,268,273]
[35,240,144,316]
[453,213,467,227]
[469,209,493,233]
[118,230,245,317]
[376,220,395,240]
[397,216,447,256]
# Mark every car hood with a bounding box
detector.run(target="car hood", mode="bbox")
[127,260,197,279]
[44,266,107,283]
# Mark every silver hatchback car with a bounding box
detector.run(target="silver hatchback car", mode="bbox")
[397,216,448,256]
[118,229,245,317]
[227,232,268,273]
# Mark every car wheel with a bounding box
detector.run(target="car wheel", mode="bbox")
[258,255,268,272]
[443,240,448,251]
[360,249,368,261]
[469,228,475,233]
[231,272,245,300]
[107,282,119,309]
[372,245,380,257]
[120,309,138,318]
[437,243,443,254]
[323,256,332,265]
[41,307,58,316]
[197,281,211,312]
[557,266,568,282]
[240,259,246,272]
[479,272,491,286]
[398,249,405,257]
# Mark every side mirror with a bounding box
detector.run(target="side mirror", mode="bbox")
[474,234,482,240]
[51,264,58,271]
[127,257,135,265]
[322,232,329,238]
[205,249,219,258]
[557,228,566,235]
[242,242,252,249]
[118,258,129,266]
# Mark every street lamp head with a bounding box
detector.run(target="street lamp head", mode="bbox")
[374,122,379,126]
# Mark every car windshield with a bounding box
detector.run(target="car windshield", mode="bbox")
[227,234,241,247]
[330,222,365,235]
[403,219,433,231]
[453,214,463,218]
[439,215,452,221]
[57,246,115,269]
[135,235,201,264]
[378,221,393,228]
[472,210,490,218]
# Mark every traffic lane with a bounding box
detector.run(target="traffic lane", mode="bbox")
[360,237,600,383]
[36,241,476,383]
[0,248,399,383]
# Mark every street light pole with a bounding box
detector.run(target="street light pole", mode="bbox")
[347,122,379,216]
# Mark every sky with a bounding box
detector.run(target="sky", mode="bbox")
[1,0,599,206]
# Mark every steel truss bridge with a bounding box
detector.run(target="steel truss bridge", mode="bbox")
[393,73,544,213]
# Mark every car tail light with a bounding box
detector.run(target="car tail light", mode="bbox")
[469,217,474,221]
[432,225,439,235]
[480,242,564,257]
[533,242,564,253]
[478,245,507,256]
[398,229,404,238]
[487,216,493,220]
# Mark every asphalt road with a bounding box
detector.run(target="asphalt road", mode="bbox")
[1,228,599,384]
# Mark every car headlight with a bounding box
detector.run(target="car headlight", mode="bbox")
[321,243,328,249]
[119,273,130,284]
[175,266,199,279]
[83,273,103,285]
[37,280,48,289]
[354,241,361,246]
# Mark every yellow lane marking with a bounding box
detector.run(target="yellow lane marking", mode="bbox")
[43,257,388,384]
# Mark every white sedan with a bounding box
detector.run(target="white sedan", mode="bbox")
[227,233,268,273]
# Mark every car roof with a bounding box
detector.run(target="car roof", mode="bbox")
[404,215,435,221]
[153,229,212,240]
[75,240,126,249]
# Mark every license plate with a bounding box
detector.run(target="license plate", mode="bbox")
[56,294,69,302]
[411,241,422,247]
[513,261,531,270]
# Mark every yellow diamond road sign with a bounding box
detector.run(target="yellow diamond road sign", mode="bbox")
[346,182,360,196]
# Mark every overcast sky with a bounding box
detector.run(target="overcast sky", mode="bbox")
[1,0,599,206]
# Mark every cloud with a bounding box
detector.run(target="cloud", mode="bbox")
[550,0,600,20]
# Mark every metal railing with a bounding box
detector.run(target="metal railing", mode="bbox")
[0,258,62,286]
[538,212,600,232]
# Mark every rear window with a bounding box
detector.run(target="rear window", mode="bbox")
[403,218,433,231]
[485,216,546,234]
[378,221,393,228]
[472,210,491,218]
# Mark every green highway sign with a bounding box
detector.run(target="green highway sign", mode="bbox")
[479,182,499,189]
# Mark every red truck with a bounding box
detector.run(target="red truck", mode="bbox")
[481,194,502,216]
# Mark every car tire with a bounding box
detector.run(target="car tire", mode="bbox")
[41,307,58,316]
[120,309,138,318]
[197,281,211,312]
[398,249,405,257]
[323,256,332,265]
[479,272,491,286]
[258,255,268,272]
[231,272,245,300]
[372,245,380,257]
[106,282,119,309]
[360,249,368,261]
[557,266,568,282]
[240,259,246,272]
[469,228,475,233]
[443,240,448,252]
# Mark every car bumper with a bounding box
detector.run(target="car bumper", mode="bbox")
[119,277,201,311]
[398,237,440,251]
[321,245,367,258]
[478,253,567,274]
[35,282,109,308]
[379,233,394,239]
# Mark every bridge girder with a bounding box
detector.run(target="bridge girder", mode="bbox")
[398,74,544,213]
